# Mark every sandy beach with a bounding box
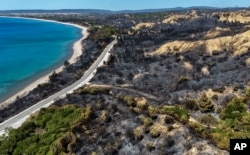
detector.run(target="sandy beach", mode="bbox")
[0,16,89,107]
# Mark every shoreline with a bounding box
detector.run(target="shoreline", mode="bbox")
[0,16,89,107]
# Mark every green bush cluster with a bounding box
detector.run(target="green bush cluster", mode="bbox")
[159,106,189,123]
[76,86,110,95]
[244,87,250,97]
[148,105,158,117]
[187,121,208,138]
[100,110,111,123]
[133,128,144,140]
[183,99,198,111]
[89,25,120,41]
[220,97,247,120]
[141,117,153,127]
[189,94,250,150]
[197,114,218,127]
[121,96,137,107]
[120,96,150,115]
[0,105,91,155]
[149,126,161,138]
[198,93,214,112]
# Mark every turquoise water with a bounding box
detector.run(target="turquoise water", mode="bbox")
[0,17,82,102]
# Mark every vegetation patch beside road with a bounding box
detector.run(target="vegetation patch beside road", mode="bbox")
[1,87,249,154]
[0,105,92,155]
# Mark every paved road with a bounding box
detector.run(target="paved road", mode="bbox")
[0,39,117,133]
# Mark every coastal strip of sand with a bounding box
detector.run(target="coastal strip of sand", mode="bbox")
[0,16,89,107]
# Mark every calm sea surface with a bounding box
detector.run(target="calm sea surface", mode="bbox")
[0,17,82,102]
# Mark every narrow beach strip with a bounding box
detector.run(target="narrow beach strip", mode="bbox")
[0,16,89,106]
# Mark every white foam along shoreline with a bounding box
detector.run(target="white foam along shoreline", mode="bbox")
[0,16,89,107]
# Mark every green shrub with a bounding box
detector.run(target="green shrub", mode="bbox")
[77,87,110,95]
[210,131,230,149]
[122,96,137,107]
[149,126,161,138]
[148,105,158,117]
[188,95,250,151]
[187,121,212,140]
[198,93,214,112]
[220,97,247,120]
[197,114,218,127]
[215,106,222,114]
[133,128,144,140]
[244,87,250,97]
[159,106,189,123]
[183,99,198,111]
[141,117,153,127]
[54,132,76,153]
[0,104,89,155]
[100,110,111,123]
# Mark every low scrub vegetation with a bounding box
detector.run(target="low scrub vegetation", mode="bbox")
[76,86,110,95]
[88,25,123,43]
[197,114,218,127]
[159,106,189,123]
[0,105,92,155]
[198,93,214,112]
[188,89,250,150]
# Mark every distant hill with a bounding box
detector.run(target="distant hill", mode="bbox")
[0,6,247,15]
[0,9,113,14]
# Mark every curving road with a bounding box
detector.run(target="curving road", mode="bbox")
[0,38,117,134]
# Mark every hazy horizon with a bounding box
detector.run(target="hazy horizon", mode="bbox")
[1,0,250,11]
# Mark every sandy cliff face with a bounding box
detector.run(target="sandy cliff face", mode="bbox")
[214,11,250,24]
[133,22,155,30]
[202,27,231,39]
[162,12,199,24]
[162,14,191,24]
[150,29,250,56]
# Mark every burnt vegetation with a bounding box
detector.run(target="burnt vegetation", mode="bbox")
[1,8,250,154]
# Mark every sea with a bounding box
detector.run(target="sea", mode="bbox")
[0,17,82,103]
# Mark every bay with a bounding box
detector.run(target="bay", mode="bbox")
[0,17,82,103]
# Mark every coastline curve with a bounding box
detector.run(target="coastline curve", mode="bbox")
[0,16,89,107]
